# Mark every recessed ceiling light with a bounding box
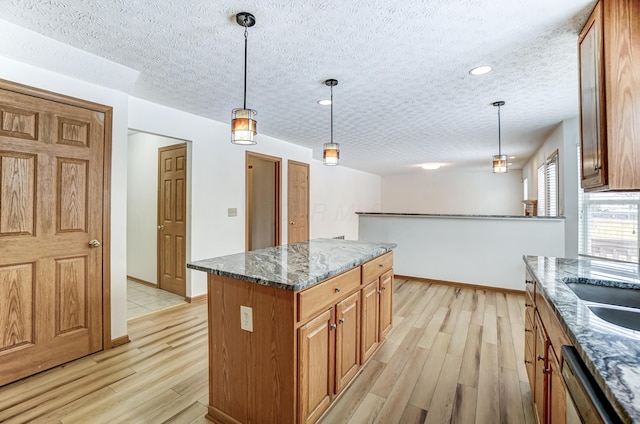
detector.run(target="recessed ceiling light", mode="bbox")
[469,65,493,76]
[421,163,441,170]
[509,155,516,159]
[318,99,332,106]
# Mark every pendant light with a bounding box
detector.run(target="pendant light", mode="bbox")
[492,100,508,173]
[323,79,339,166]
[231,12,257,145]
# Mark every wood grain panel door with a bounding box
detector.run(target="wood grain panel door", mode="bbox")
[335,291,360,394]
[287,161,309,244]
[0,86,105,386]
[361,279,379,364]
[298,308,334,424]
[157,144,186,296]
[379,270,393,339]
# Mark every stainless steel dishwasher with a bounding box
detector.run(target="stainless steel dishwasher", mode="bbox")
[560,345,623,424]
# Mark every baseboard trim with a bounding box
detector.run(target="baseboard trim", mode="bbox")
[126,275,156,288]
[185,294,207,303]
[111,335,130,347]
[394,274,525,295]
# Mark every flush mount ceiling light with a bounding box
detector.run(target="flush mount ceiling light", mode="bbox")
[317,99,332,106]
[469,65,493,76]
[231,12,257,145]
[323,79,340,166]
[421,163,441,170]
[492,100,508,173]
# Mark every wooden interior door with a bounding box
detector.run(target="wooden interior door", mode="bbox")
[157,144,187,296]
[287,161,309,244]
[0,86,106,386]
[246,152,281,251]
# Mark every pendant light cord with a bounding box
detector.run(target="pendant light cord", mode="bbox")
[497,104,502,156]
[330,84,334,144]
[243,23,249,110]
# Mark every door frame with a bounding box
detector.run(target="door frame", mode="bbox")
[157,142,188,296]
[287,160,310,244]
[245,151,282,251]
[0,79,114,349]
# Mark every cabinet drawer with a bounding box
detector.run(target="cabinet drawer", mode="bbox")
[298,267,361,323]
[362,251,393,283]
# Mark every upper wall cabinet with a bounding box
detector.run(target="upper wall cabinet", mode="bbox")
[578,0,640,191]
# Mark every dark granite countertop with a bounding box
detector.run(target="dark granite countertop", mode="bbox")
[188,239,396,291]
[523,256,640,423]
[357,212,565,220]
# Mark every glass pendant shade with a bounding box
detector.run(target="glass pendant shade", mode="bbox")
[323,142,340,166]
[492,154,508,173]
[231,108,257,145]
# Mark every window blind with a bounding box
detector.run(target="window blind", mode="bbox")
[537,165,546,216]
[546,155,558,216]
[579,192,639,263]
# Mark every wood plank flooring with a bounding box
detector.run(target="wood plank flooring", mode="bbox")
[0,278,534,424]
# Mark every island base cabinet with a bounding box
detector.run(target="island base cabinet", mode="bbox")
[298,309,335,424]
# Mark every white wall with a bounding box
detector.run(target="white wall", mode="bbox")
[522,118,580,257]
[310,163,381,240]
[359,215,565,291]
[381,169,524,215]
[127,132,191,285]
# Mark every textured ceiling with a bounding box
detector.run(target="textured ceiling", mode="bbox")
[0,0,595,175]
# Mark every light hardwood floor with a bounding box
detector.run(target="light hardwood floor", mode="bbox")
[0,278,534,424]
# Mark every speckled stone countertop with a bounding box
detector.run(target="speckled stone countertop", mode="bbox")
[523,256,640,423]
[357,212,565,220]
[188,239,397,291]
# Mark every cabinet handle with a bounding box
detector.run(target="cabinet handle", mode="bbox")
[525,329,532,333]
[525,303,533,308]
[379,263,384,268]
[339,318,345,324]
[594,165,601,171]
[330,324,337,330]
[537,355,544,362]
[382,286,387,291]
[377,290,382,295]
[542,367,551,374]
[335,287,341,293]
[524,360,532,364]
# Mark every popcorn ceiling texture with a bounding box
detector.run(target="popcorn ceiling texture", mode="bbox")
[0,0,595,175]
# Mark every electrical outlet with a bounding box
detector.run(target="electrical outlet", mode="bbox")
[240,305,253,332]
[228,208,237,217]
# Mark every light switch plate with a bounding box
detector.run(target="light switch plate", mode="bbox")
[240,305,253,332]
[228,208,237,217]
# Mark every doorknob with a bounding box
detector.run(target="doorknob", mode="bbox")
[158,225,164,230]
[88,239,101,248]
[290,221,295,225]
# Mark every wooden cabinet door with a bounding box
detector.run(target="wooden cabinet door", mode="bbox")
[298,308,335,424]
[379,270,393,339]
[534,314,550,424]
[335,291,361,394]
[578,0,607,190]
[548,346,566,424]
[524,314,536,395]
[361,279,379,364]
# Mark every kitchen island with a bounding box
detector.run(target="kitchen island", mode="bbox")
[523,256,640,423]
[188,239,396,424]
